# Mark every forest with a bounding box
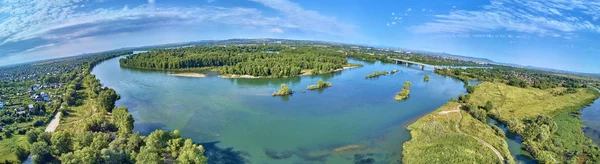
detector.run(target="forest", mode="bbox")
[434,66,592,89]
[120,45,352,78]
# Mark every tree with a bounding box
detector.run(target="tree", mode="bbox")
[424,75,430,82]
[176,139,208,164]
[466,86,475,93]
[98,89,119,113]
[51,131,72,156]
[31,141,52,164]
[26,129,42,144]
[167,138,184,158]
[484,101,494,111]
[113,107,134,135]
[272,84,293,96]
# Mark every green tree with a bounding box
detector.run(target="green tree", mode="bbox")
[98,89,119,113]
[26,129,42,144]
[51,131,72,156]
[176,139,208,164]
[113,107,134,135]
[484,101,494,111]
[31,141,52,164]
[424,75,430,82]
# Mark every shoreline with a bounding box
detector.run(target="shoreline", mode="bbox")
[171,72,207,78]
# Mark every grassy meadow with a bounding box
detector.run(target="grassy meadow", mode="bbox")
[402,102,513,164]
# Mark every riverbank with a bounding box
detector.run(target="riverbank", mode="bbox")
[402,101,513,163]
[466,82,600,163]
[171,72,206,78]
[404,81,600,163]
[220,64,362,79]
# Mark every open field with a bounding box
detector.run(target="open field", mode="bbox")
[402,102,513,164]
[467,82,600,162]
[467,82,599,121]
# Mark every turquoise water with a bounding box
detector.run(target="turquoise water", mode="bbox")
[488,118,537,164]
[92,57,467,163]
[582,97,600,146]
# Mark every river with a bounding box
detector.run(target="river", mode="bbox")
[91,57,469,163]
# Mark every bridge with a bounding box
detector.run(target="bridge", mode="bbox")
[388,57,442,70]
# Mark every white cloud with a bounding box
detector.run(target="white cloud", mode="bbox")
[392,12,395,15]
[0,0,356,61]
[391,22,396,25]
[249,0,356,36]
[422,8,426,12]
[411,0,600,38]
[268,27,284,33]
[406,8,412,12]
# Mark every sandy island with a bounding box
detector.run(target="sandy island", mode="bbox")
[171,73,207,78]
[219,74,259,78]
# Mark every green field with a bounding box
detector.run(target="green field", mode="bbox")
[466,82,599,121]
[466,82,600,163]
[402,102,513,164]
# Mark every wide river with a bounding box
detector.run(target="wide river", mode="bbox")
[91,56,470,163]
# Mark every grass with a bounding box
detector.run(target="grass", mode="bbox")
[0,135,29,163]
[403,102,513,164]
[466,82,600,162]
[467,82,598,121]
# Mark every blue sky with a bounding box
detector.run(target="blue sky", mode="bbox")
[1,0,599,73]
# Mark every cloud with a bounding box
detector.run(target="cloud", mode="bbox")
[0,0,355,64]
[249,0,356,36]
[411,0,600,38]
[406,8,412,12]
[268,27,284,33]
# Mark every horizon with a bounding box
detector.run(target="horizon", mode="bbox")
[1,0,600,73]
[1,37,599,75]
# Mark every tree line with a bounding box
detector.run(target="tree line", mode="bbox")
[120,45,351,78]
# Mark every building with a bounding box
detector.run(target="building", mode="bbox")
[0,102,4,109]
[16,107,26,115]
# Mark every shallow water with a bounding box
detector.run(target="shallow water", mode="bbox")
[92,57,467,163]
[581,97,600,146]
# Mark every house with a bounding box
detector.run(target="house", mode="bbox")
[33,87,39,92]
[28,104,34,111]
[16,107,26,115]
[0,102,4,109]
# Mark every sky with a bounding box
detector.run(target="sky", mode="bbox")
[0,0,599,73]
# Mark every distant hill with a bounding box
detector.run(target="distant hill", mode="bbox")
[5,38,598,79]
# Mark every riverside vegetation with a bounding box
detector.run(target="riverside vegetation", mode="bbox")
[272,84,293,96]
[403,81,600,163]
[394,81,412,101]
[119,45,359,78]
[307,80,332,90]
[365,71,389,79]
[0,51,207,164]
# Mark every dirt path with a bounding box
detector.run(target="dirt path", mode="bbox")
[439,106,506,163]
[45,112,61,132]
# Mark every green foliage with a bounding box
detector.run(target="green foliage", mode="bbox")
[120,45,350,77]
[307,80,332,90]
[113,107,134,135]
[51,131,72,156]
[484,101,494,111]
[31,141,53,164]
[98,89,119,113]
[466,86,475,93]
[176,139,208,164]
[395,81,412,101]
[272,84,293,96]
[365,71,389,79]
[424,75,430,82]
